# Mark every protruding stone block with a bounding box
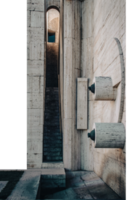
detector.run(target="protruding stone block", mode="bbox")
[77,78,88,130]
[90,123,125,148]
[90,77,117,100]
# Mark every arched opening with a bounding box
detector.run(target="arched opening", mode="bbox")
[43,8,62,162]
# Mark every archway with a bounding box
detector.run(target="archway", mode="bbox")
[43,8,62,162]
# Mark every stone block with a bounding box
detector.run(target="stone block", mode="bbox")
[94,77,116,100]
[27,27,44,40]
[28,39,44,61]
[27,139,43,154]
[27,153,42,168]
[27,93,43,109]
[27,60,44,76]
[28,0,44,12]
[94,123,125,148]
[29,109,43,128]
[29,76,44,95]
[27,124,43,139]
[31,11,44,28]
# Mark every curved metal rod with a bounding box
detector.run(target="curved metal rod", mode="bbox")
[114,38,125,123]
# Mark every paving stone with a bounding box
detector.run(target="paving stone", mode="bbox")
[0,181,8,193]
[87,184,121,199]
[66,176,85,188]
[7,171,41,200]
[73,186,93,199]
[81,172,100,182]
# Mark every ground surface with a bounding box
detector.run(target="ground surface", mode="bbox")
[0,171,24,199]
[0,170,122,199]
[40,171,122,199]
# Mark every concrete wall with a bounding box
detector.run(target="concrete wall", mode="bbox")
[27,0,60,169]
[27,0,45,168]
[80,0,126,198]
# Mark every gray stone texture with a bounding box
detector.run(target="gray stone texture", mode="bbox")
[77,78,88,130]
[43,171,121,199]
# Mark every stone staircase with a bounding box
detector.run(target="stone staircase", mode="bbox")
[43,43,62,162]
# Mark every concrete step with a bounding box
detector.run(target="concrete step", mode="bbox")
[44,156,63,161]
[40,168,66,193]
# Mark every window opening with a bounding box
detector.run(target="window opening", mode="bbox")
[48,32,55,43]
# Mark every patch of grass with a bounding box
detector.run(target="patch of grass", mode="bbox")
[0,171,24,199]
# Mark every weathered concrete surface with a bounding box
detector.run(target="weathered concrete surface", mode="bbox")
[94,77,116,100]
[94,123,125,148]
[27,0,45,169]
[92,1,126,198]
[63,0,81,171]
[77,78,87,129]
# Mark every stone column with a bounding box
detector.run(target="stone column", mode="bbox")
[81,0,94,170]
[27,0,45,168]
[63,0,81,170]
